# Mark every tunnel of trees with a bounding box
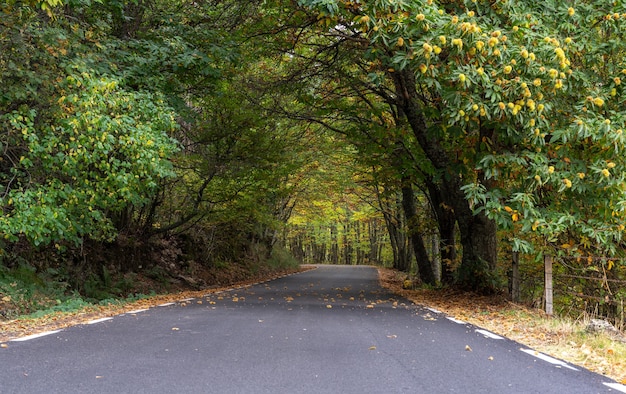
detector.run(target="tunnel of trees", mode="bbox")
[1,0,626,311]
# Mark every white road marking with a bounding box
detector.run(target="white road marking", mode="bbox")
[11,330,62,342]
[124,309,148,314]
[158,302,175,307]
[179,298,195,302]
[426,307,442,314]
[475,329,503,339]
[87,317,113,325]
[520,348,579,371]
[446,317,467,325]
[603,383,626,393]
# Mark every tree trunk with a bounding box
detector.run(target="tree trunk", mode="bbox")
[443,174,497,291]
[401,180,436,284]
[391,68,497,292]
[424,177,456,284]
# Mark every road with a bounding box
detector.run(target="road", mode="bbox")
[0,265,623,393]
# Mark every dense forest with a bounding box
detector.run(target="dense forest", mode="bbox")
[2,0,626,321]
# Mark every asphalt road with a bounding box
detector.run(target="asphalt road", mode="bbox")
[0,265,624,393]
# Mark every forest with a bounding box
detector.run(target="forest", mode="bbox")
[1,0,626,324]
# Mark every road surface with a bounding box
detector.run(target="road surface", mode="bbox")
[0,265,624,393]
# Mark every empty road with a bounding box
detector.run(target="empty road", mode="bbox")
[0,265,623,393]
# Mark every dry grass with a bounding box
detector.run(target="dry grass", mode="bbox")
[378,267,626,384]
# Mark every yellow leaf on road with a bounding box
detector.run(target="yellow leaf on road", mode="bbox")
[465,345,472,351]
[369,346,377,350]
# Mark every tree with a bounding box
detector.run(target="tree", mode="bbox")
[0,3,179,247]
[284,0,626,291]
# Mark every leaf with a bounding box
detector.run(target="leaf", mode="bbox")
[326,304,332,309]
[368,346,377,350]
[465,345,472,351]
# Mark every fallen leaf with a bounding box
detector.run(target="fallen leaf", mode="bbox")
[1,343,8,348]
[232,297,239,302]
[172,327,180,331]
[465,345,472,351]
[488,356,494,361]
[326,305,332,309]
[387,335,397,339]
[366,304,374,309]
[369,346,377,350]
[95,376,103,379]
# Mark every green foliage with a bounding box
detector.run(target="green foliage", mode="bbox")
[0,70,179,246]
[0,262,72,317]
[266,246,300,270]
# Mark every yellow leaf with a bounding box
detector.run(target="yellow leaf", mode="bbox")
[326,304,332,309]
[171,327,179,331]
[369,346,377,350]
[465,345,472,351]
[1,343,8,348]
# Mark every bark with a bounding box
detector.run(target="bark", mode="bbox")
[401,179,436,284]
[424,177,456,285]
